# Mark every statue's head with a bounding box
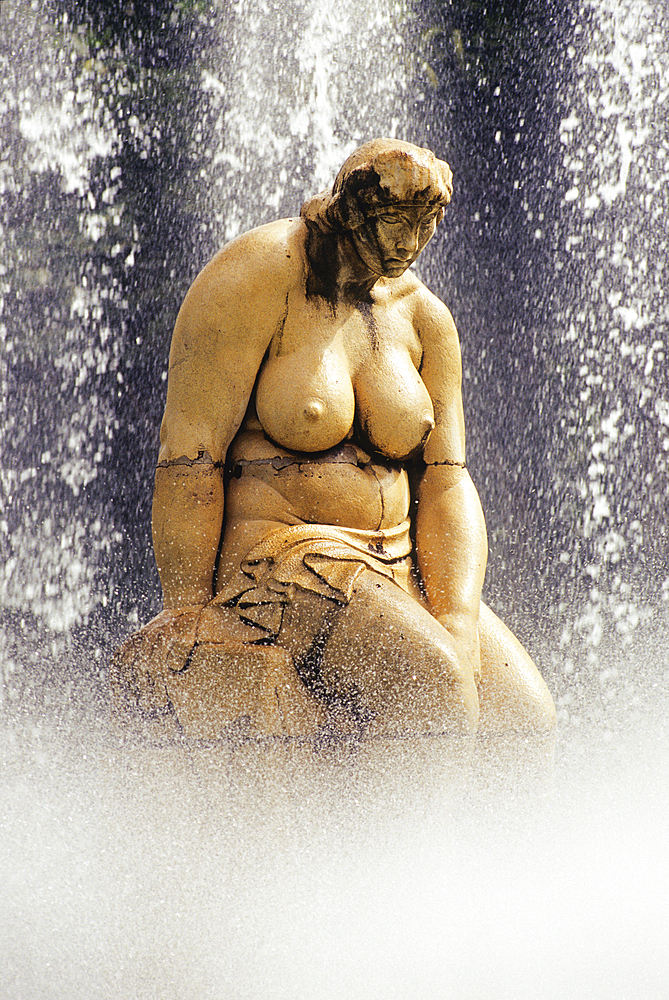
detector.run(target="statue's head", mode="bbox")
[301,138,453,234]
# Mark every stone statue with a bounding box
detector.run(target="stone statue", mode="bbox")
[112,139,556,747]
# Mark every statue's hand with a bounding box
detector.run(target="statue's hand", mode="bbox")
[436,611,481,686]
[141,604,208,644]
[119,601,264,676]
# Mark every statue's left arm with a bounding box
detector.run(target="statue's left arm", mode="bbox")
[413,290,488,676]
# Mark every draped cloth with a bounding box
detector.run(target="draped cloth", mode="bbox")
[215,518,414,639]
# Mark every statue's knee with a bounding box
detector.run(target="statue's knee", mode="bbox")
[412,643,480,736]
[448,663,480,735]
[527,681,557,731]
[477,660,556,735]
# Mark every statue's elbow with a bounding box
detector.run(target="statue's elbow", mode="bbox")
[156,417,223,467]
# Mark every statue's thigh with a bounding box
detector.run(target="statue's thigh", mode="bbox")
[477,601,556,734]
[318,570,478,736]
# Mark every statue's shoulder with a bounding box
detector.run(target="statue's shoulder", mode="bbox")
[194,218,305,297]
[394,271,459,345]
[170,220,306,358]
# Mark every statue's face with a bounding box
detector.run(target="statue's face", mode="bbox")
[350,204,444,278]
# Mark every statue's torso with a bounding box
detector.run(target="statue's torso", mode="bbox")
[225,260,435,537]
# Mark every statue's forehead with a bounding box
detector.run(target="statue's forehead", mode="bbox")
[369,202,442,220]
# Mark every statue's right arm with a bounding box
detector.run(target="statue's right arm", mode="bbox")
[152,222,296,609]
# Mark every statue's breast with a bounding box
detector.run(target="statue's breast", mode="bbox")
[254,291,434,460]
[353,305,435,461]
[254,295,359,453]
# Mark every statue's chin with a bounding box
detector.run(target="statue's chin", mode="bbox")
[378,258,413,277]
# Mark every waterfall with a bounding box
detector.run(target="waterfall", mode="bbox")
[550,0,669,716]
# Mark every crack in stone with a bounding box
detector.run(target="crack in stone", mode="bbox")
[233,445,375,475]
[157,450,224,469]
[426,458,466,469]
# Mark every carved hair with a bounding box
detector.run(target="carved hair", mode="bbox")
[301,138,453,233]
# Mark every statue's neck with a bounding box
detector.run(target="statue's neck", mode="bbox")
[304,225,377,307]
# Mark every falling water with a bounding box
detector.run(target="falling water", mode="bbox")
[550,0,669,712]
[1,0,669,996]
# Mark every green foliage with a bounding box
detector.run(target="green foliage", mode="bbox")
[57,0,208,66]
[420,0,560,96]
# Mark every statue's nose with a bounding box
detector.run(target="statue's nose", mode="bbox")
[396,226,419,256]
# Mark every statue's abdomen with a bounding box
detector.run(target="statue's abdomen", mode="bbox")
[225,430,410,532]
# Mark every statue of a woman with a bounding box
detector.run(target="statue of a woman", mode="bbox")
[112,139,556,745]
